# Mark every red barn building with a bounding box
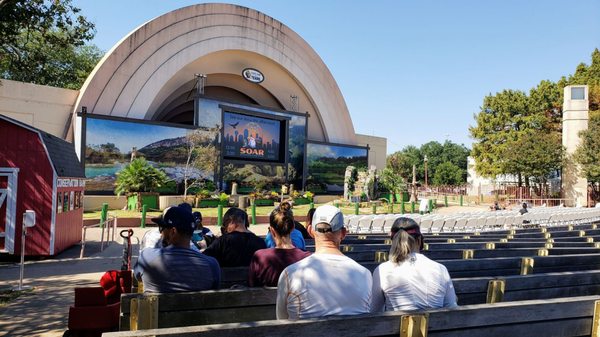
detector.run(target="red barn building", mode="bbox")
[0,114,85,256]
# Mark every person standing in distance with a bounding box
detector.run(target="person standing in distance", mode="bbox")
[276,204,372,319]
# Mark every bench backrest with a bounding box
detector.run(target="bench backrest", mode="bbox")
[108,295,600,336]
[119,270,600,331]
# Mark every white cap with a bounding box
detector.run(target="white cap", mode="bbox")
[312,205,344,233]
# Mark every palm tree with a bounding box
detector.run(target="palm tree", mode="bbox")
[115,158,167,210]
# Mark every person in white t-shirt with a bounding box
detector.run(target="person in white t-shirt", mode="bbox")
[276,204,372,319]
[371,217,457,312]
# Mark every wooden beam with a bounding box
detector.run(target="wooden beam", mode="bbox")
[486,279,505,304]
[399,314,428,337]
[130,295,158,331]
[520,257,534,275]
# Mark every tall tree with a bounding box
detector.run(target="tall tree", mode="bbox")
[0,0,101,89]
[432,162,463,186]
[574,111,600,184]
[386,141,470,186]
[469,88,561,186]
[182,128,220,199]
[386,145,421,181]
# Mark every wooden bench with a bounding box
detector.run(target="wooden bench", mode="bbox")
[219,253,600,287]
[119,269,600,331]
[107,295,600,336]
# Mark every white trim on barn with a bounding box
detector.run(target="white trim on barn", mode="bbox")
[49,171,57,255]
[0,167,19,254]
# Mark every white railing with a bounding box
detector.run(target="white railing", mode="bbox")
[79,214,117,259]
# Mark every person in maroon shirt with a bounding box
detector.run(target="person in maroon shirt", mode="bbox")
[248,203,311,287]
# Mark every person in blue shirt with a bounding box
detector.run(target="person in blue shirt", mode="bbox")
[134,205,221,293]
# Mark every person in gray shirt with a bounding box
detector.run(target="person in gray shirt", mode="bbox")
[134,205,221,293]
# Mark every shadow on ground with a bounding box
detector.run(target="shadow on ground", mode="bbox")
[0,229,144,337]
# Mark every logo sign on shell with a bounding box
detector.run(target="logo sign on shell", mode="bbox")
[242,68,264,83]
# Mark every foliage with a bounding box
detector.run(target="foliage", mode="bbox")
[502,132,564,184]
[386,141,469,185]
[470,88,561,185]
[470,48,600,186]
[114,158,168,196]
[574,111,600,183]
[432,162,464,186]
[0,0,102,89]
[85,143,125,164]
[182,128,219,199]
[379,167,406,194]
[303,191,314,202]
[218,192,229,203]
[196,189,212,200]
[345,166,358,197]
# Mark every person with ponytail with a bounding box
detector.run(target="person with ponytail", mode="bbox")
[371,217,457,312]
[248,203,311,287]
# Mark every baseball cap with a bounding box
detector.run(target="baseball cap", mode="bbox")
[178,202,193,213]
[390,217,421,237]
[152,206,195,235]
[192,211,202,223]
[312,205,344,233]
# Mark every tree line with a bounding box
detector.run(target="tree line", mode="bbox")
[470,49,600,190]
[384,49,600,196]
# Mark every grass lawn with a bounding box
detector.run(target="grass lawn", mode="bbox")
[83,203,324,220]
[82,202,417,220]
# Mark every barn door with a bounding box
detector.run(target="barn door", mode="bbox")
[0,168,19,254]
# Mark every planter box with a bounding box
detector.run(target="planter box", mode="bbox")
[253,199,275,206]
[293,197,311,205]
[395,192,409,202]
[198,199,228,208]
[127,193,159,211]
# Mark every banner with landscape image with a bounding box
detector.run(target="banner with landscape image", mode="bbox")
[306,143,368,194]
[84,117,216,194]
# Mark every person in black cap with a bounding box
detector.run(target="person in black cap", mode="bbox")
[134,205,221,293]
[371,217,457,312]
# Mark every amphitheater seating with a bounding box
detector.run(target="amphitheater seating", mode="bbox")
[117,269,600,331]
[111,295,600,336]
[347,207,600,234]
[110,211,600,336]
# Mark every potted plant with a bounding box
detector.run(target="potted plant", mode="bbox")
[195,189,212,207]
[218,192,230,206]
[114,158,167,211]
[292,190,311,205]
[252,191,276,206]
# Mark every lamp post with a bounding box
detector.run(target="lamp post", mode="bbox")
[424,155,429,189]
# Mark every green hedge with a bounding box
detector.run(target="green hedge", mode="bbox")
[253,199,275,206]
[198,199,228,208]
[293,197,311,205]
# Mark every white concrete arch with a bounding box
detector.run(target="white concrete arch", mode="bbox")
[74,3,356,144]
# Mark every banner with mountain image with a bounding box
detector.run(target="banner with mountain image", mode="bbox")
[84,117,215,194]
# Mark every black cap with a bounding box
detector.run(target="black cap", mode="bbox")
[152,206,195,235]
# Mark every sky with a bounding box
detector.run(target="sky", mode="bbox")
[86,118,186,153]
[73,0,600,154]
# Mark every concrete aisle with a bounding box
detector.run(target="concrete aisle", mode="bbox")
[0,228,147,337]
[0,224,270,337]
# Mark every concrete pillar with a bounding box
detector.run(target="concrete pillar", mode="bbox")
[562,85,589,207]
